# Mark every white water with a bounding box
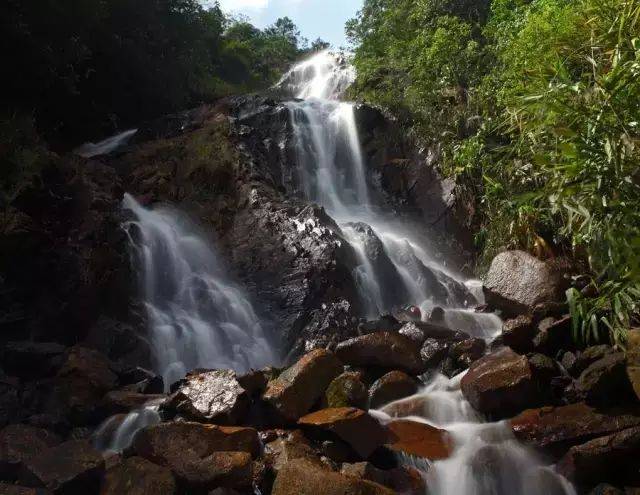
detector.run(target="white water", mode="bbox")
[122,194,277,388]
[74,128,138,158]
[280,50,573,495]
[93,403,161,453]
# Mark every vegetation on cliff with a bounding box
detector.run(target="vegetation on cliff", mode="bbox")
[347,0,640,345]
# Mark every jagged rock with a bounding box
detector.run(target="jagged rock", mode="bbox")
[164,370,249,425]
[324,372,368,409]
[1,342,66,379]
[101,391,164,416]
[502,316,536,354]
[398,322,428,344]
[573,345,615,377]
[558,426,640,486]
[449,338,486,368]
[19,439,105,493]
[385,420,450,460]
[460,348,540,417]
[368,371,418,409]
[577,352,634,403]
[298,407,388,458]
[132,422,260,461]
[271,458,394,495]
[511,402,640,450]
[335,332,424,375]
[420,338,450,369]
[0,425,61,479]
[483,251,564,317]
[627,329,640,401]
[101,456,176,495]
[263,349,343,423]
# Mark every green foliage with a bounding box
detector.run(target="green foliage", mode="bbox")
[349,0,640,346]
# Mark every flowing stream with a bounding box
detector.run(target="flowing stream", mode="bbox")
[278,50,574,495]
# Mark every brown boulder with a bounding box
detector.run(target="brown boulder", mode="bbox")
[340,462,426,495]
[170,451,252,492]
[335,332,424,375]
[460,348,540,417]
[511,402,640,449]
[101,456,176,495]
[0,425,61,479]
[532,315,572,356]
[577,352,634,403]
[271,458,394,495]
[133,422,260,461]
[385,420,450,460]
[557,426,640,486]
[164,370,249,425]
[264,432,324,472]
[19,439,105,493]
[298,407,388,458]
[483,251,565,317]
[368,371,418,409]
[502,315,536,353]
[263,349,343,423]
[324,372,368,409]
[449,338,486,368]
[573,345,614,377]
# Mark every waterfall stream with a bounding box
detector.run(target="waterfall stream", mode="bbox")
[278,49,574,495]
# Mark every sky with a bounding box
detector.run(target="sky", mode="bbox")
[215,0,363,48]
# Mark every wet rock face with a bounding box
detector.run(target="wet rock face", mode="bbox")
[461,348,540,417]
[502,316,536,354]
[335,332,424,375]
[368,371,418,409]
[164,370,249,425]
[263,349,343,423]
[483,251,565,317]
[324,372,368,409]
[18,439,105,493]
[101,457,176,495]
[576,352,635,403]
[385,420,451,460]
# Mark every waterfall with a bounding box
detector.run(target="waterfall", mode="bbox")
[122,194,277,388]
[279,49,574,495]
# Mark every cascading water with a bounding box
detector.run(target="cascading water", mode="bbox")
[278,49,574,495]
[122,193,276,387]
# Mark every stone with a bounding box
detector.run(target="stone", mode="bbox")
[532,316,572,356]
[1,342,65,379]
[132,422,260,461]
[335,332,424,375]
[502,315,536,353]
[271,458,395,495]
[264,432,324,472]
[385,420,451,460]
[358,316,402,335]
[558,426,640,486]
[0,484,51,495]
[298,407,387,459]
[170,451,252,492]
[589,485,625,495]
[19,440,105,493]
[420,338,450,369]
[0,425,61,479]
[528,353,560,385]
[263,349,343,423]
[628,329,640,401]
[237,368,272,396]
[164,370,249,425]
[460,348,540,417]
[298,407,388,459]
[101,456,176,495]
[324,372,368,409]
[511,402,640,449]
[368,371,418,409]
[561,351,578,375]
[483,250,564,317]
[340,463,426,495]
[573,345,615,377]
[577,352,634,403]
[449,338,486,368]
[398,322,427,345]
[101,390,164,416]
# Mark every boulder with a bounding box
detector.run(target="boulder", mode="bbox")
[511,402,640,450]
[298,407,388,458]
[558,426,640,486]
[101,456,176,495]
[340,462,426,495]
[163,370,249,425]
[132,422,260,461]
[460,348,540,417]
[483,251,564,317]
[263,349,343,422]
[573,345,614,377]
[532,315,572,356]
[271,458,394,495]
[577,352,635,403]
[0,425,61,479]
[628,329,640,401]
[335,333,424,375]
[101,391,164,416]
[385,420,451,460]
[368,371,418,409]
[502,316,536,354]
[264,432,324,472]
[169,451,252,492]
[19,440,105,493]
[449,338,486,368]
[324,372,368,409]
[420,338,450,369]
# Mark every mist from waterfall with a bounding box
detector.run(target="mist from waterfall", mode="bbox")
[122,194,277,388]
[279,49,574,495]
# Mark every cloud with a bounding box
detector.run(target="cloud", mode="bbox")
[217,0,269,10]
